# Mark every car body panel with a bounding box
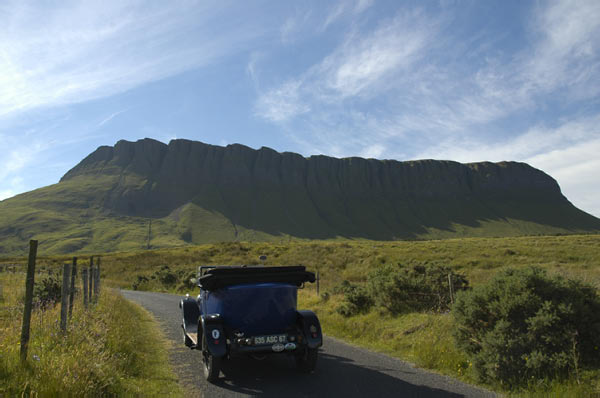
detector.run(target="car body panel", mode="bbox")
[200,282,297,336]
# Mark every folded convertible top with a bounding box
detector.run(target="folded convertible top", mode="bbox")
[198,265,315,291]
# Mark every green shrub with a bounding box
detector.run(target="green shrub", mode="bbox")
[178,271,197,291]
[33,274,62,309]
[334,280,373,316]
[132,266,181,291]
[132,275,149,290]
[367,263,468,314]
[452,267,600,387]
[156,265,177,285]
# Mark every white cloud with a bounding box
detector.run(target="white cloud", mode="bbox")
[254,80,310,122]
[360,144,385,159]
[256,9,435,123]
[322,0,373,31]
[0,137,48,200]
[97,109,127,128]
[319,15,429,99]
[354,0,374,14]
[246,52,263,89]
[525,139,600,218]
[0,0,265,118]
[523,0,600,95]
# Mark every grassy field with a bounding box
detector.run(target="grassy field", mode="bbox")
[6,233,593,291]
[2,234,599,396]
[0,271,182,397]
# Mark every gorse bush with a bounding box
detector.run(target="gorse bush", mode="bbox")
[132,275,149,290]
[333,280,373,316]
[132,265,191,291]
[178,271,197,290]
[33,273,62,309]
[367,263,469,314]
[156,265,178,285]
[332,264,468,317]
[452,267,600,387]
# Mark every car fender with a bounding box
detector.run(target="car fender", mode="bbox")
[200,313,227,358]
[180,295,200,347]
[297,310,323,349]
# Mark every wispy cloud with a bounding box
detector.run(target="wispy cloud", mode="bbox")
[523,0,600,96]
[256,9,436,124]
[246,52,263,89]
[317,11,431,99]
[256,1,600,157]
[97,109,127,128]
[321,0,374,31]
[0,134,49,200]
[255,81,310,122]
[280,9,313,43]
[0,0,266,119]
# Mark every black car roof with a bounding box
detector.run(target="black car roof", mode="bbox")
[198,265,315,291]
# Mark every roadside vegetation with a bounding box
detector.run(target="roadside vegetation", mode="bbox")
[0,271,182,397]
[2,233,599,396]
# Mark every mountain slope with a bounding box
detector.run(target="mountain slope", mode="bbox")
[1,138,599,255]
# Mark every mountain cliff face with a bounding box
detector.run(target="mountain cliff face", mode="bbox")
[1,138,599,255]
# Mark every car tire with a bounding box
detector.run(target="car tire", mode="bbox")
[295,347,318,373]
[202,334,221,382]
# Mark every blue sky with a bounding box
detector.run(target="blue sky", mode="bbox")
[1,0,599,217]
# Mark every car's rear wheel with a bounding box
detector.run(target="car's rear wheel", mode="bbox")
[202,334,221,382]
[295,347,318,373]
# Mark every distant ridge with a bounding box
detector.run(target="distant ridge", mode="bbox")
[1,138,599,255]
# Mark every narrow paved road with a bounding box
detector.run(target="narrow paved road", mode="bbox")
[121,290,497,398]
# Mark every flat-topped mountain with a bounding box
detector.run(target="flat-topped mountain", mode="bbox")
[1,138,598,255]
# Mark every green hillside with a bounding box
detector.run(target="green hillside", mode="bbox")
[0,138,599,256]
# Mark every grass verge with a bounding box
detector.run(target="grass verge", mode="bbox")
[0,272,182,397]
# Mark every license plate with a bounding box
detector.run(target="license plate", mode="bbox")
[253,334,287,345]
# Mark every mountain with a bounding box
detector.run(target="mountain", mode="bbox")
[1,138,599,255]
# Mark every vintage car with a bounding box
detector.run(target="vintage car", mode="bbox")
[179,265,323,382]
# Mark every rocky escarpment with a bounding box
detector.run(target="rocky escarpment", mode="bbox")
[59,138,600,240]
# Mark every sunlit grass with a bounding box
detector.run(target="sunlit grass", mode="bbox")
[0,272,182,397]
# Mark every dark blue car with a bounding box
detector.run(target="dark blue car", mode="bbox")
[179,265,323,382]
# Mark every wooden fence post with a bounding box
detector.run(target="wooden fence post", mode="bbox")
[448,273,455,304]
[20,240,38,362]
[88,256,93,303]
[97,257,101,296]
[60,263,71,333]
[82,268,88,309]
[92,268,97,303]
[316,270,320,295]
[69,257,77,319]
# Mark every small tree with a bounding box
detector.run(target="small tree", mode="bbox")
[453,267,600,387]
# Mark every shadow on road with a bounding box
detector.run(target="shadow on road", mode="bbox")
[215,350,465,398]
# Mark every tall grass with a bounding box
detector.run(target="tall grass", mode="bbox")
[0,272,182,397]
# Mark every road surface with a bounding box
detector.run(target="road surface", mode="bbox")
[121,290,497,398]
